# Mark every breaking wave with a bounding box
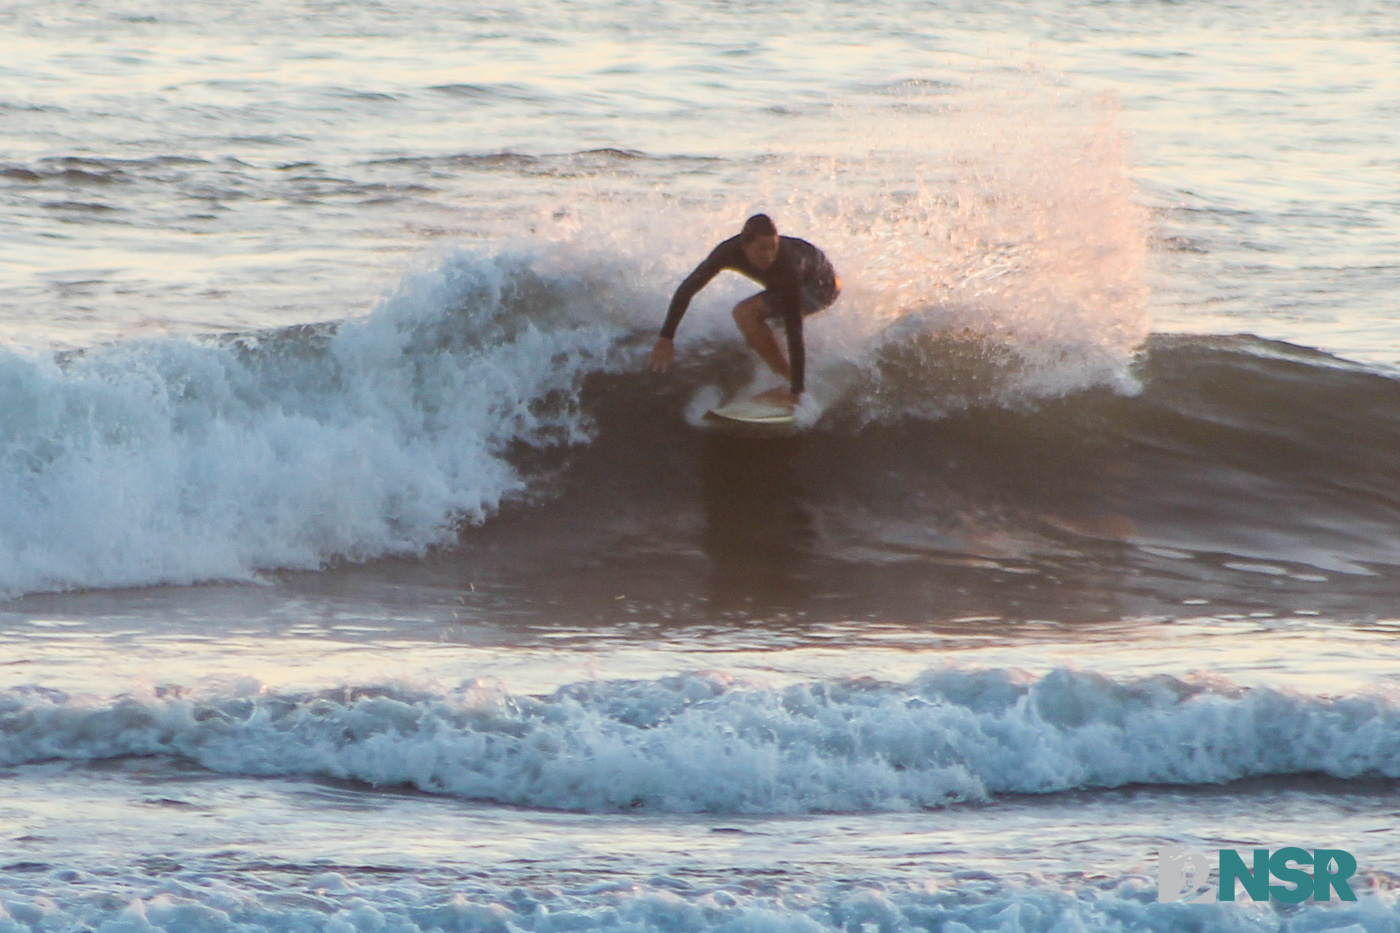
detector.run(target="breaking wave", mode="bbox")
[2,667,1397,814]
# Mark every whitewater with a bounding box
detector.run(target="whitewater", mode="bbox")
[2,1,1400,931]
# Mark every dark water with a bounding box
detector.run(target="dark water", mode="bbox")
[391,333,1400,629]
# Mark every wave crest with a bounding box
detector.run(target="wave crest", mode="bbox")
[0,248,627,596]
[3,668,1395,814]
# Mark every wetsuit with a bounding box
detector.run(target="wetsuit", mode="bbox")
[660,234,839,395]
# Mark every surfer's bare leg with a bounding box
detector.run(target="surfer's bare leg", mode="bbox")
[732,294,791,382]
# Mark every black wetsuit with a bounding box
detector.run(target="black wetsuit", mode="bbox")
[660,234,839,395]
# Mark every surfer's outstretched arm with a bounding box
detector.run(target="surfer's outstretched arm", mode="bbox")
[646,245,728,374]
[659,249,727,335]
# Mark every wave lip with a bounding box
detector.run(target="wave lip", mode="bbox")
[2,668,1395,815]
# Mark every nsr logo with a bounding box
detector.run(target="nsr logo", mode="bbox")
[1158,848,1358,904]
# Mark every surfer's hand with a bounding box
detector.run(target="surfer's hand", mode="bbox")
[646,337,673,373]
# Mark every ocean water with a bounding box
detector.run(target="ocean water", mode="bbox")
[3,1,1400,931]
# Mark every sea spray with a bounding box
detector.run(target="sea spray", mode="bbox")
[534,79,1151,417]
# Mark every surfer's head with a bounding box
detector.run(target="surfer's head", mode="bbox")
[740,214,780,270]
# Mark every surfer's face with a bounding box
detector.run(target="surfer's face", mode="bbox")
[742,234,780,270]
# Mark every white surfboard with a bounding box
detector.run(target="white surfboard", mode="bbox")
[697,360,860,430]
[704,395,795,426]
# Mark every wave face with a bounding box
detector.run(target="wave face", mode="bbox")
[832,331,1400,577]
[2,668,1396,814]
[426,330,1400,623]
[7,285,1400,605]
[0,249,629,596]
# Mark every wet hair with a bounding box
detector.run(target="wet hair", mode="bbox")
[740,213,778,244]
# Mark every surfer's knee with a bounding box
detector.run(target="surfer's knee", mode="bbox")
[732,295,767,329]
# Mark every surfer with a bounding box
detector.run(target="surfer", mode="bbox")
[645,214,840,408]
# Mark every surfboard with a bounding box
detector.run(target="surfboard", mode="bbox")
[704,395,795,426]
[696,360,859,431]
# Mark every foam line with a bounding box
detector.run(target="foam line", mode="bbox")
[0,875,1396,933]
[1,668,1396,814]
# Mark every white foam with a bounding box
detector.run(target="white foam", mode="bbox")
[1,668,1397,815]
[0,864,1393,933]
[0,248,630,597]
